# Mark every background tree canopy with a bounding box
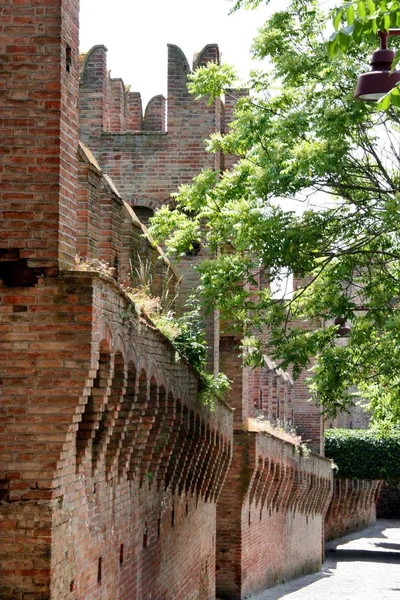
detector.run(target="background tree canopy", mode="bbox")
[149,0,400,426]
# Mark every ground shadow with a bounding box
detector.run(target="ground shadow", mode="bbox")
[249,520,400,600]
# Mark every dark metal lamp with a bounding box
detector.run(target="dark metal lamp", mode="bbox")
[355,30,400,101]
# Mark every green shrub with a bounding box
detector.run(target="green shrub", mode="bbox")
[325,428,400,480]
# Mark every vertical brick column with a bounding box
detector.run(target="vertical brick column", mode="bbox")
[219,336,248,428]
[0,0,79,273]
[79,45,109,135]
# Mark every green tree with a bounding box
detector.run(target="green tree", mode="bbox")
[149,0,400,426]
[328,0,400,108]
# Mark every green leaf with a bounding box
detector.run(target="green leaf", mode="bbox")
[338,30,352,50]
[333,8,343,29]
[346,4,355,24]
[352,19,364,43]
[390,86,400,106]
[390,52,400,73]
[357,0,366,18]
[377,92,391,110]
[342,23,355,35]
[328,31,340,56]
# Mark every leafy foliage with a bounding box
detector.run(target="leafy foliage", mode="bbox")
[149,0,400,425]
[198,371,231,407]
[328,0,400,109]
[188,63,237,104]
[154,305,229,408]
[122,259,228,407]
[325,428,400,479]
[155,300,208,371]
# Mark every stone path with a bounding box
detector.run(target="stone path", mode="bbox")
[250,520,400,600]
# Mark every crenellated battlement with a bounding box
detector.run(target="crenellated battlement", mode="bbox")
[78,43,246,227]
[79,43,223,135]
[79,44,167,134]
[79,42,240,139]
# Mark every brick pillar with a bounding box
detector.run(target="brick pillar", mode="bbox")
[79,44,109,136]
[219,336,248,428]
[291,275,324,453]
[0,0,80,273]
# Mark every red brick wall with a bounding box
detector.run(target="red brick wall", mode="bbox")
[78,43,237,369]
[0,5,234,596]
[79,44,224,209]
[0,270,233,599]
[325,478,382,541]
[0,0,79,272]
[216,431,333,599]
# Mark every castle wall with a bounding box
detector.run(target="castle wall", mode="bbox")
[0,0,79,272]
[217,335,332,599]
[325,478,382,541]
[79,44,222,212]
[0,267,232,600]
[0,3,233,598]
[79,43,230,372]
[216,431,332,600]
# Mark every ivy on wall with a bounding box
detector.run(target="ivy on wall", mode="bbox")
[325,429,400,480]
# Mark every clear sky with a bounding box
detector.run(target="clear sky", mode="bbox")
[79,0,273,107]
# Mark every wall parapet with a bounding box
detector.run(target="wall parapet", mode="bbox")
[216,429,333,600]
[325,478,382,541]
[248,431,333,517]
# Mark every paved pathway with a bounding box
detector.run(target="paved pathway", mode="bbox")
[250,520,400,600]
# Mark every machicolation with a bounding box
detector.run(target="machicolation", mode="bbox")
[0,1,383,599]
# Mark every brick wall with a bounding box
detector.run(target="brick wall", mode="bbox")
[325,478,382,541]
[0,269,233,599]
[0,0,79,273]
[0,1,342,597]
[216,431,332,599]
[0,2,234,598]
[79,44,223,209]
[78,43,233,369]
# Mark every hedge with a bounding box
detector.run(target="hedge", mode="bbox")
[324,428,400,480]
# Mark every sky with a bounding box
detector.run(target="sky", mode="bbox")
[79,0,273,107]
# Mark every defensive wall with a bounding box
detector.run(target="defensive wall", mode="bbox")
[0,0,364,598]
[325,479,382,541]
[217,335,332,598]
[78,36,325,455]
[0,2,233,598]
[77,33,335,598]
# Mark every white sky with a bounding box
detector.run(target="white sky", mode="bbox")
[79,0,274,106]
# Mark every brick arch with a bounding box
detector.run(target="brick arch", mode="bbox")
[126,344,138,369]
[167,376,181,402]
[205,430,223,502]
[147,361,161,385]
[194,422,212,498]
[91,350,125,475]
[130,197,159,212]
[132,205,154,229]
[136,355,150,378]
[117,360,138,479]
[139,376,159,486]
[98,323,113,352]
[75,341,112,471]
[126,368,150,481]
[175,409,197,495]
[112,332,126,358]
